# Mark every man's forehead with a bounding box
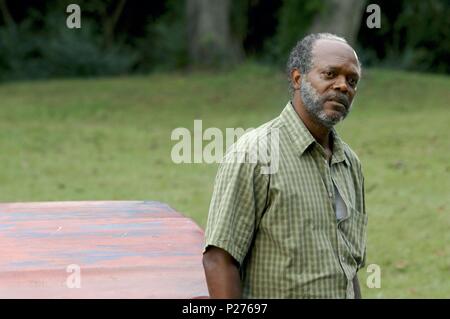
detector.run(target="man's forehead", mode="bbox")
[311,39,360,73]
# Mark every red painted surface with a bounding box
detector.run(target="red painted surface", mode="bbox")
[0,201,209,299]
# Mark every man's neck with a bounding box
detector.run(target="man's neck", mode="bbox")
[292,97,332,151]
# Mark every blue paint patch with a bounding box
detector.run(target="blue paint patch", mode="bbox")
[7,227,163,239]
[50,248,193,264]
[6,231,54,239]
[8,260,49,269]
[4,207,178,222]
[0,224,13,230]
[83,221,163,231]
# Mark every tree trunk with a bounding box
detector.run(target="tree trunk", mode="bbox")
[186,0,242,68]
[0,0,16,28]
[308,0,367,46]
[100,0,127,47]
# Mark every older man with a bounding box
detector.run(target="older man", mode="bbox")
[202,33,368,299]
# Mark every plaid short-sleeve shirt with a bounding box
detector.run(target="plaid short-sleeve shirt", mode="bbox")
[204,102,368,299]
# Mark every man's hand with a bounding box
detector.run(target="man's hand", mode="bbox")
[202,246,242,298]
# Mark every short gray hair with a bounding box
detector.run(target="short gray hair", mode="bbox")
[286,33,349,96]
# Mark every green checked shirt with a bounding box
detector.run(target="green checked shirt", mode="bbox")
[204,101,368,299]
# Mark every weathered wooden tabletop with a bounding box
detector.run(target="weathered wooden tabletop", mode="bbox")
[0,201,208,298]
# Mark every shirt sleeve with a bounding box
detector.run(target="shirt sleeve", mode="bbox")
[203,152,269,266]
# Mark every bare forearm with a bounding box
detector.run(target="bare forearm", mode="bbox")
[203,247,242,298]
[204,262,242,298]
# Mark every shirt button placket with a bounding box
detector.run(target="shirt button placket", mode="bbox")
[326,162,333,199]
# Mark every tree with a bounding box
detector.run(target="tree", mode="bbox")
[81,0,127,47]
[308,0,367,45]
[0,0,16,28]
[186,0,243,68]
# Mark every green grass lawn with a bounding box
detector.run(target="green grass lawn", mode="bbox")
[0,63,449,298]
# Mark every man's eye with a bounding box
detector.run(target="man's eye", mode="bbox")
[325,71,335,78]
[348,78,358,87]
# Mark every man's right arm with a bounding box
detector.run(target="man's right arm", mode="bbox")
[202,246,242,298]
[202,139,269,299]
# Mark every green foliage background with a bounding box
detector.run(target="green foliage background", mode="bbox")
[0,0,448,81]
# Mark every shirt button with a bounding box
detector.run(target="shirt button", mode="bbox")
[328,192,333,198]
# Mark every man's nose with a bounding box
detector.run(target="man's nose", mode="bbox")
[332,75,349,93]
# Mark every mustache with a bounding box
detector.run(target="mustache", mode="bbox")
[323,93,350,109]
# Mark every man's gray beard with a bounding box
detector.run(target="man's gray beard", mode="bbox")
[300,79,352,128]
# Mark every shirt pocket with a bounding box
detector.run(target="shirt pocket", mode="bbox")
[333,168,357,208]
[338,203,367,268]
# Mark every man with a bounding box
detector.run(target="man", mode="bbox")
[202,33,368,299]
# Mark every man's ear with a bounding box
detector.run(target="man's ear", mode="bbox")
[291,69,302,91]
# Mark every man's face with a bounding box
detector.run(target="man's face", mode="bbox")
[300,39,361,128]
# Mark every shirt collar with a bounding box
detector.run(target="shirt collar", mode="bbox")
[280,101,350,167]
[330,128,349,166]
